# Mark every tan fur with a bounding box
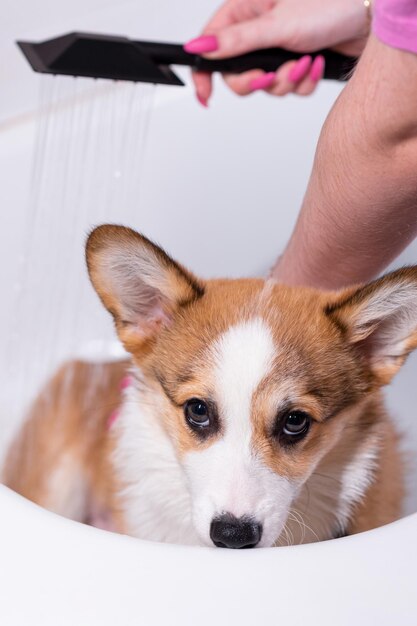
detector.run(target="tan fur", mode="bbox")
[3,360,129,530]
[3,225,413,544]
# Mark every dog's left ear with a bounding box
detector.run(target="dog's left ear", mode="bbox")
[326,267,417,384]
[86,225,205,353]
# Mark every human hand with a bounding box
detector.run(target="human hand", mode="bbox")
[185,0,371,105]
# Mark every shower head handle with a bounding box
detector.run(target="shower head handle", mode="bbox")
[138,40,356,82]
[17,32,357,85]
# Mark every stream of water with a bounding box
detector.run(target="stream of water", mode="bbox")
[6,75,155,441]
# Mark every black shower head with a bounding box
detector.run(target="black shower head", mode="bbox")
[17,31,357,85]
[17,32,185,86]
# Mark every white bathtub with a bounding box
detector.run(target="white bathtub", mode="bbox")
[1,1,417,624]
[1,485,416,626]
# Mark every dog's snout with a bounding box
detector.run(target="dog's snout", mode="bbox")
[210,514,262,549]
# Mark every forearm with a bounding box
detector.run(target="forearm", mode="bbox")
[273,35,417,289]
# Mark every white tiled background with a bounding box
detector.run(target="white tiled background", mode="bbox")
[1,1,416,512]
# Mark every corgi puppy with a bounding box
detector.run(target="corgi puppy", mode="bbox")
[4,224,416,548]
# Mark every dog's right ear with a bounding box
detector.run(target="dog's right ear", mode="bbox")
[86,225,205,352]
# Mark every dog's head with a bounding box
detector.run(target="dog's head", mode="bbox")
[87,225,417,548]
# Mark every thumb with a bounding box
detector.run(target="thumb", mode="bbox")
[206,17,281,59]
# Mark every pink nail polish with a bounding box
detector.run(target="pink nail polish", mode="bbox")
[288,55,313,82]
[197,93,209,108]
[249,72,276,91]
[184,35,218,55]
[310,55,325,82]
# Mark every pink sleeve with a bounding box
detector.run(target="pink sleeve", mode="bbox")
[373,0,417,54]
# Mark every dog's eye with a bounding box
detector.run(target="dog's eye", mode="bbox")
[280,410,311,443]
[184,399,211,429]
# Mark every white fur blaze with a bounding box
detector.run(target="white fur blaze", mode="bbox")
[183,318,296,547]
[337,438,380,528]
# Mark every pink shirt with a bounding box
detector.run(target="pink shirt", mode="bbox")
[373,0,417,54]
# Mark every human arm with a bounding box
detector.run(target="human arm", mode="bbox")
[272,33,417,289]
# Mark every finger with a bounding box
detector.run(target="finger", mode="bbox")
[309,55,325,83]
[202,17,281,59]
[191,71,213,107]
[294,55,325,96]
[264,61,299,97]
[202,0,239,33]
[187,1,237,104]
[266,55,323,98]
[186,1,274,103]
[266,55,312,96]
[202,0,270,34]
[287,55,313,84]
[223,69,275,96]
[293,75,319,97]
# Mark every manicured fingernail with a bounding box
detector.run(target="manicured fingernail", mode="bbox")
[310,55,325,82]
[107,409,120,430]
[120,375,132,390]
[184,35,218,54]
[197,93,209,108]
[288,55,312,82]
[249,72,276,91]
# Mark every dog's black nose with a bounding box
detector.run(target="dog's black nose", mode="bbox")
[210,514,262,549]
